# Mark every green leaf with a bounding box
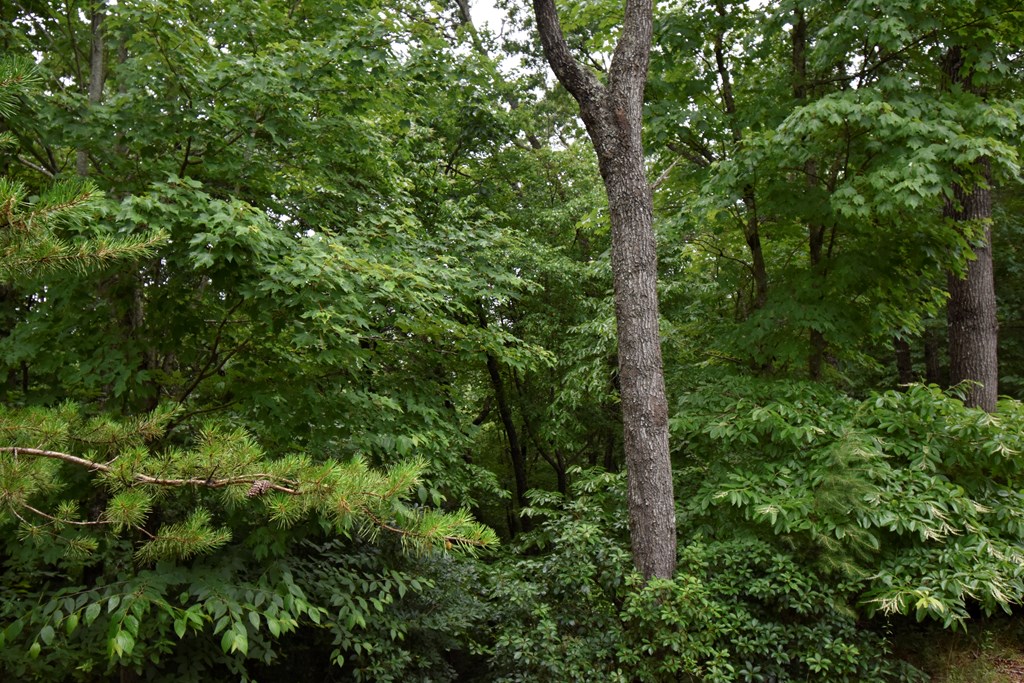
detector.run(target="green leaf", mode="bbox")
[174,618,186,639]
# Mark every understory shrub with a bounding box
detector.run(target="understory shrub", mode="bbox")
[483,468,925,682]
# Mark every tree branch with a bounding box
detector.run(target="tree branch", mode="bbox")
[532,0,604,105]
[0,446,298,494]
[16,156,56,179]
[608,0,653,103]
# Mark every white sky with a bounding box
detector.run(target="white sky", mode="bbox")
[472,0,517,38]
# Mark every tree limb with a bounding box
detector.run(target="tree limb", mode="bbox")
[0,446,298,494]
[532,0,604,105]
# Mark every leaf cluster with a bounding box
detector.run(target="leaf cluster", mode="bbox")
[673,375,1024,627]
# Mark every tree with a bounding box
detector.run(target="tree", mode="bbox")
[646,0,1021,396]
[937,1,1019,412]
[532,0,676,578]
[0,28,501,678]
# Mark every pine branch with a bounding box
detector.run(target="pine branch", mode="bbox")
[0,445,498,554]
[0,446,299,493]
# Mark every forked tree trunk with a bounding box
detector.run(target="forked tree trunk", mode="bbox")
[533,0,676,579]
[476,306,531,534]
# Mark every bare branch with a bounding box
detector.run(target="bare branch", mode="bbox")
[652,156,682,191]
[22,502,107,527]
[16,156,56,179]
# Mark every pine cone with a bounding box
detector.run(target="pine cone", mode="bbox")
[246,479,273,498]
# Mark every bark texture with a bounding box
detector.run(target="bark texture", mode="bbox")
[533,0,676,579]
[943,47,998,412]
[945,167,998,411]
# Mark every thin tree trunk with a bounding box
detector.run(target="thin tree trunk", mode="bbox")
[477,307,531,533]
[76,3,105,177]
[603,428,616,472]
[894,337,914,385]
[792,8,828,380]
[808,211,827,381]
[714,0,767,310]
[924,325,944,385]
[513,374,568,495]
[533,0,675,579]
[805,160,827,380]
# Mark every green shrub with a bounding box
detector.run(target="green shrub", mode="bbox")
[674,376,1024,627]
[483,468,924,682]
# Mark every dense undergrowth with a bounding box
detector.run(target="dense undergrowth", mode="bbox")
[3,379,1021,681]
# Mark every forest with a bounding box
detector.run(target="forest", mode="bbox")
[0,0,1022,680]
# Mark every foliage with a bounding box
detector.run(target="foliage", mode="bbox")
[0,57,163,280]
[648,0,1023,379]
[0,534,488,682]
[673,375,1024,627]
[1,0,1024,678]
[483,468,925,682]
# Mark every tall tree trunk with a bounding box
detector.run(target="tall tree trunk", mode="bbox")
[942,47,998,412]
[791,7,828,380]
[807,210,827,380]
[533,0,675,579]
[945,166,997,411]
[76,3,105,177]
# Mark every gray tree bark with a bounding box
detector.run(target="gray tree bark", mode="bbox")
[943,47,998,412]
[945,164,998,411]
[533,0,676,579]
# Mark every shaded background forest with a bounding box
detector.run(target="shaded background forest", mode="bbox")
[1,0,1023,680]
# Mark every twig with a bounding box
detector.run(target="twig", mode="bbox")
[652,156,682,191]
[22,502,107,526]
[16,156,56,179]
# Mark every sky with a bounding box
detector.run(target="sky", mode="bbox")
[471,0,519,39]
